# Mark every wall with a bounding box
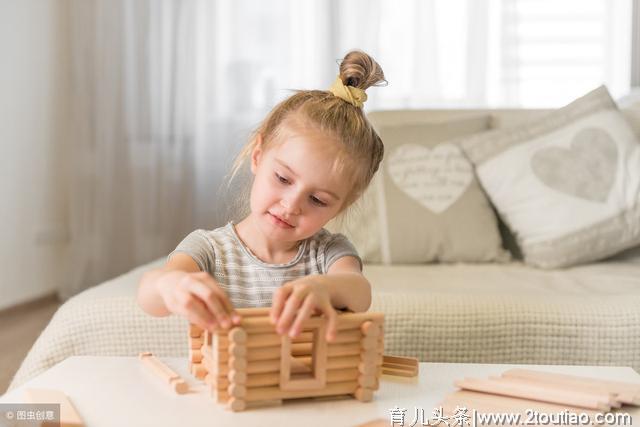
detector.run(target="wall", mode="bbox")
[0,0,70,310]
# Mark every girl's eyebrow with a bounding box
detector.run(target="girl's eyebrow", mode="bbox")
[274,158,341,200]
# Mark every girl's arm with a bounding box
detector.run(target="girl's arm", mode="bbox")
[319,255,372,312]
[137,253,240,331]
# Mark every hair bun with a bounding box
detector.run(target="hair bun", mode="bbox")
[339,50,386,91]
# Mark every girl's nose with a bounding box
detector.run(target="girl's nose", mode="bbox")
[281,196,302,215]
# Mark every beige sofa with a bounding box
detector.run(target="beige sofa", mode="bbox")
[9,105,640,391]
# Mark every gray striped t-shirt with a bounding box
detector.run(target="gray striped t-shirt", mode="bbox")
[168,221,362,308]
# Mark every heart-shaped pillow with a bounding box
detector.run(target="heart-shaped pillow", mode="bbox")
[387,143,473,213]
[531,127,618,203]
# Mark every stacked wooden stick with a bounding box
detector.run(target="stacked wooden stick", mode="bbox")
[440,368,640,418]
[190,307,385,411]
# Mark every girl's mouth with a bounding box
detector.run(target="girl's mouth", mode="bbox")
[269,212,294,228]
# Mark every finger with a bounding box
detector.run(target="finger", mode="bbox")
[288,296,315,338]
[177,293,217,332]
[194,272,236,315]
[324,304,338,342]
[197,274,241,324]
[270,284,292,325]
[276,287,306,336]
[185,279,232,329]
[194,271,242,325]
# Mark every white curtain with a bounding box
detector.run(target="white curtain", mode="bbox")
[65,0,198,298]
[63,0,631,297]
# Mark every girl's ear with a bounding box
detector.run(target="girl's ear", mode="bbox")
[250,133,264,174]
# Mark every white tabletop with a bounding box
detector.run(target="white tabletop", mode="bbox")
[2,357,639,426]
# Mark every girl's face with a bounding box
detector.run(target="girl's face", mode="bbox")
[249,123,352,243]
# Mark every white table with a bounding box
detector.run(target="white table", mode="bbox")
[2,357,639,426]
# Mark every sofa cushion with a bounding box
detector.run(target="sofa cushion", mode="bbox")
[328,113,510,264]
[459,85,640,268]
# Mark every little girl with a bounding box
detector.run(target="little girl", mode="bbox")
[137,50,386,342]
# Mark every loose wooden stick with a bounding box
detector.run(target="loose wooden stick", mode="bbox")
[489,375,619,408]
[138,352,189,394]
[381,354,418,377]
[441,390,602,419]
[244,380,358,402]
[217,329,363,350]
[24,388,85,427]
[455,377,611,411]
[502,369,640,406]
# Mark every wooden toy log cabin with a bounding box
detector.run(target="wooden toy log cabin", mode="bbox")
[187,307,384,411]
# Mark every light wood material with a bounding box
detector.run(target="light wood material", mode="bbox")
[24,388,85,427]
[441,390,602,419]
[245,380,358,402]
[381,355,418,377]
[138,352,188,394]
[502,368,640,406]
[280,321,327,391]
[489,375,620,407]
[354,387,373,402]
[189,324,203,338]
[455,377,612,411]
[190,337,204,349]
[239,312,383,332]
[228,327,247,344]
[201,309,385,410]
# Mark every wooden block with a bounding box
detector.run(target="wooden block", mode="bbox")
[290,356,313,375]
[191,363,208,379]
[360,335,378,350]
[228,369,247,384]
[227,397,246,412]
[358,361,377,375]
[228,327,247,344]
[502,369,640,406]
[189,348,203,363]
[441,390,602,419]
[381,354,418,377]
[382,354,417,366]
[245,380,358,402]
[489,375,619,407]
[354,387,374,402]
[229,356,247,371]
[327,342,361,357]
[357,374,377,388]
[382,367,417,378]
[247,345,281,361]
[228,384,247,398]
[360,321,380,338]
[190,337,204,349]
[280,322,327,391]
[455,377,612,411]
[139,352,189,394]
[189,323,203,338]
[228,343,247,358]
[24,388,84,427]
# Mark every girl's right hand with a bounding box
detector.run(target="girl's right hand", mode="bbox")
[156,270,241,332]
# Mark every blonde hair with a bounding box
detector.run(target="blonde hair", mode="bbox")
[225,50,386,221]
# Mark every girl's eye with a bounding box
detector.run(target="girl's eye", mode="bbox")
[310,196,326,207]
[275,173,288,184]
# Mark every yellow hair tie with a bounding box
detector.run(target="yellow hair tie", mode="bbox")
[329,76,368,108]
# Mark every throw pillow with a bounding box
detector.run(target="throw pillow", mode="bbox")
[328,113,511,264]
[459,85,640,269]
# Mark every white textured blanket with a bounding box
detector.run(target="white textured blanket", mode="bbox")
[8,250,640,390]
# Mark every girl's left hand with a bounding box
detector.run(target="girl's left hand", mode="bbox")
[270,277,338,342]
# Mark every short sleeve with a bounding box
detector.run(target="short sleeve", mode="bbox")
[323,233,363,273]
[167,230,215,274]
